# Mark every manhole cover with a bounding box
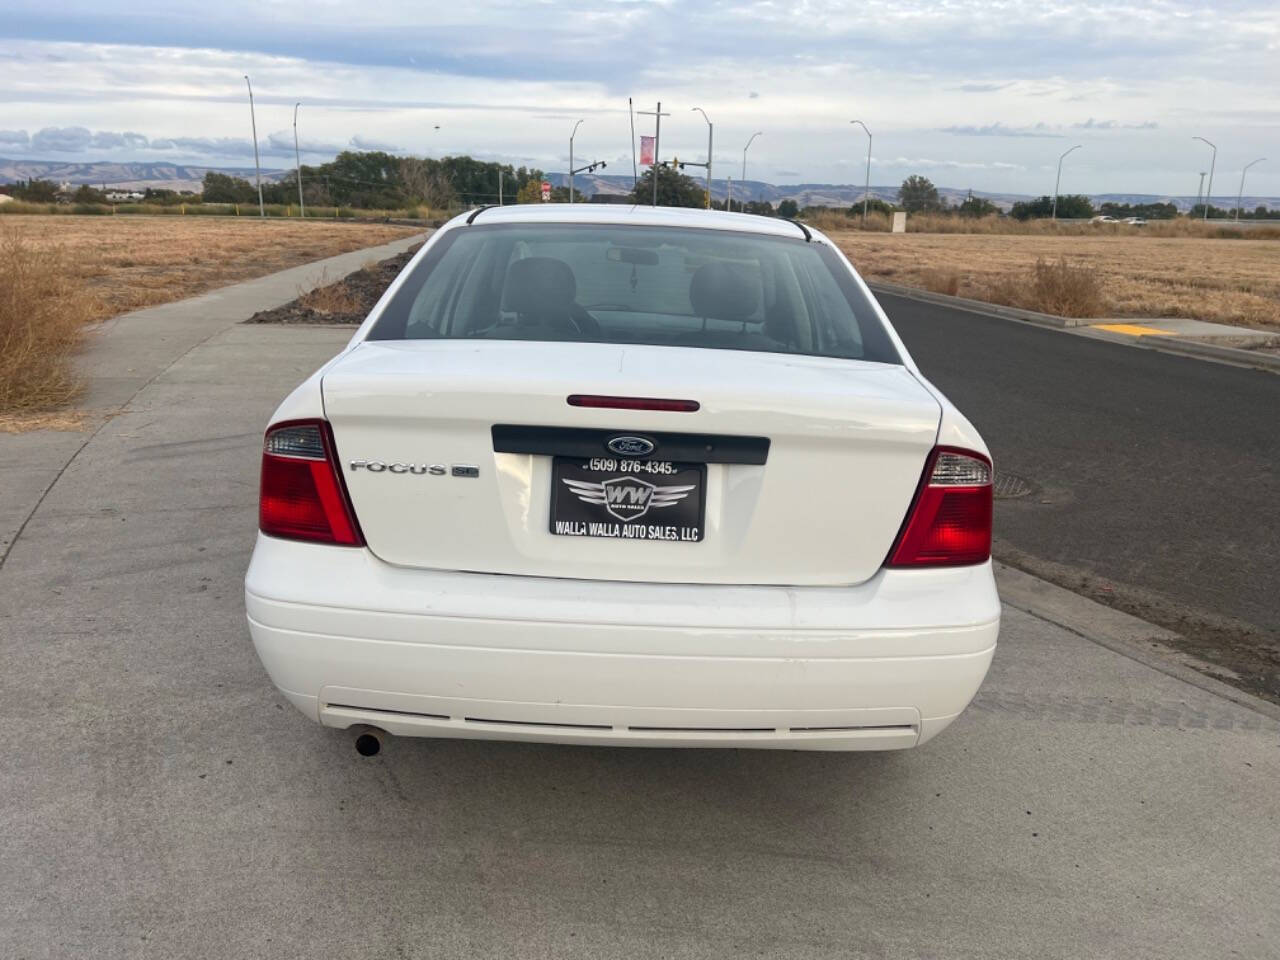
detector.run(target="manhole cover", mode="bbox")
[993,472,1034,499]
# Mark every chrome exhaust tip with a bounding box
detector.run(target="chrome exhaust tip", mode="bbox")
[352,727,385,757]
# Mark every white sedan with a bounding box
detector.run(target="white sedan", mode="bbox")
[245,205,999,754]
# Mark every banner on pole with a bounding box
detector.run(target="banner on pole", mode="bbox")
[640,136,655,166]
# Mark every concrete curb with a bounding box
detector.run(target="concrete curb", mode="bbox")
[869,281,1280,375]
[868,280,1086,329]
[995,562,1280,723]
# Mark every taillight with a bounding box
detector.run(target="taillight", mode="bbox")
[887,447,992,567]
[259,419,363,546]
[568,394,700,412]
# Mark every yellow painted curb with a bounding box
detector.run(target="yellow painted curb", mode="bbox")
[1092,323,1176,337]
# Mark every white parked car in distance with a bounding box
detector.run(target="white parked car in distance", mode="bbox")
[245,205,999,754]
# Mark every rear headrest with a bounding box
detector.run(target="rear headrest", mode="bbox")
[503,257,576,316]
[689,262,759,321]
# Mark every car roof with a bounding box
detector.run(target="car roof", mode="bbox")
[456,203,813,240]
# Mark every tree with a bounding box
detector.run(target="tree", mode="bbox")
[201,171,257,204]
[516,179,544,204]
[1009,194,1093,220]
[848,198,894,217]
[628,165,706,208]
[1189,202,1228,219]
[13,179,59,202]
[777,199,799,219]
[1099,200,1176,220]
[898,175,941,213]
[72,184,107,204]
[397,157,456,208]
[958,194,999,218]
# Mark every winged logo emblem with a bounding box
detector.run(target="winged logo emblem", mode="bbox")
[562,476,696,522]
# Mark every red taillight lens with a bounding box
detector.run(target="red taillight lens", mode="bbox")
[259,419,363,546]
[887,447,992,567]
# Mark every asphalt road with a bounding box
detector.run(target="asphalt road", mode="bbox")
[881,292,1280,692]
[1,270,1278,959]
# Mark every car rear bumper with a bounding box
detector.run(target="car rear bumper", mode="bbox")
[244,534,1000,751]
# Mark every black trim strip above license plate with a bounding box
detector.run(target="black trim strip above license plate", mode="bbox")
[550,457,705,542]
[493,425,768,465]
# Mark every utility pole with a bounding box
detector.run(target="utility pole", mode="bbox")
[1051,144,1082,220]
[498,167,503,206]
[637,102,670,206]
[1236,158,1265,222]
[569,119,583,203]
[293,101,304,218]
[741,131,762,212]
[244,76,264,217]
[850,120,872,222]
[1193,136,1216,220]
[692,107,713,209]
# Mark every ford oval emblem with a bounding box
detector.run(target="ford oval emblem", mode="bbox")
[607,435,655,457]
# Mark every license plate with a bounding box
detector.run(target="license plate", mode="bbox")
[550,457,705,542]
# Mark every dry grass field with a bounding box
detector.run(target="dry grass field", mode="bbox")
[4,216,418,321]
[826,230,1280,330]
[0,216,417,417]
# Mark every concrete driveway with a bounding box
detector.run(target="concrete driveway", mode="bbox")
[2,265,1278,960]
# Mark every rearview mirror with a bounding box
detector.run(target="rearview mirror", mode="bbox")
[607,247,660,266]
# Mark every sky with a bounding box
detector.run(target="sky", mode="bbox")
[1,0,1277,197]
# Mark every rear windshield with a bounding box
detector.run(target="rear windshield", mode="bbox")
[367,222,901,364]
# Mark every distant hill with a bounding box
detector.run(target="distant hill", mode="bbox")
[0,157,288,192]
[546,173,1276,214]
[2,157,1273,212]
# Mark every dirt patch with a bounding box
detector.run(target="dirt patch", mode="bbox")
[246,246,420,325]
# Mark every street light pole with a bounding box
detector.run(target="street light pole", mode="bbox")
[244,75,264,217]
[850,120,872,222]
[1051,144,1082,220]
[1235,158,1265,222]
[1196,172,1206,213]
[293,102,304,218]
[692,107,713,209]
[1193,136,1216,220]
[636,102,670,207]
[569,119,584,204]
[741,132,762,212]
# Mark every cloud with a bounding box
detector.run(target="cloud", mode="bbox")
[31,125,94,151]
[266,130,346,155]
[889,156,1011,170]
[748,91,759,99]
[148,135,256,157]
[89,130,126,148]
[940,122,1062,138]
[349,134,403,152]
[955,82,1015,93]
[1071,117,1158,130]
[3,122,407,162]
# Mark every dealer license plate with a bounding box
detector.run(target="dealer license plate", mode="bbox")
[550,457,705,542]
